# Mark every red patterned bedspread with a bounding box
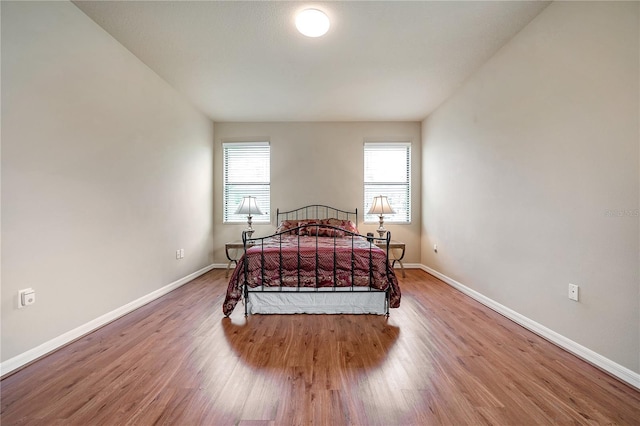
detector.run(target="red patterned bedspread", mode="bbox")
[222,235,401,316]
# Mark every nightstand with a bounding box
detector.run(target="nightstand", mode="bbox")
[224,241,246,278]
[374,239,406,278]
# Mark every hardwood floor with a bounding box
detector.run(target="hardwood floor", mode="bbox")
[2,269,639,425]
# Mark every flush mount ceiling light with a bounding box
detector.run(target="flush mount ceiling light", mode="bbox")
[295,9,330,37]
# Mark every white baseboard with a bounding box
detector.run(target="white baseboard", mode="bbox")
[0,264,216,377]
[419,264,640,391]
[402,263,422,270]
[212,263,228,269]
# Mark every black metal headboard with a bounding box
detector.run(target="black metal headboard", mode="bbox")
[276,205,358,224]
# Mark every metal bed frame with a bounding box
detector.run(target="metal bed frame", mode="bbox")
[239,205,393,317]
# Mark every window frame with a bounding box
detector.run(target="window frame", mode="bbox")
[363,142,411,224]
[222,141,271,224]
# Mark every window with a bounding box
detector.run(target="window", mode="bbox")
[364,142,411,223]
[223,142,270,223]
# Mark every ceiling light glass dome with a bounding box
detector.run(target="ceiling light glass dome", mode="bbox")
[295,9,330,37]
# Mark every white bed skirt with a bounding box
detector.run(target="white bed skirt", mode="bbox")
[247,287,387,315]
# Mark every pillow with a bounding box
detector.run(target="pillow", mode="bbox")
[295,219,346,238]
[276,219,298,234]
[296,219,320,236]
[300,226,346,238]
[307,226,345,238]
[321,218,359,235]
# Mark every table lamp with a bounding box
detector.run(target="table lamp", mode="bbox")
[235,196,262,237]
[367,195,395,237]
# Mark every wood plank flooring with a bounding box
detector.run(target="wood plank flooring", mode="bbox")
[2,269,639,425]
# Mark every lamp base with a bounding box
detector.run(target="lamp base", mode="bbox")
[245,215,255,238]
[377,214,387,237]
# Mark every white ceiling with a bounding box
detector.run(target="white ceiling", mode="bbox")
[73,1,550,122]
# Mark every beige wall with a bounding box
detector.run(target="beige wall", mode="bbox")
[1,2,214,362]
[422,2,639,372]
[213,122,421,264]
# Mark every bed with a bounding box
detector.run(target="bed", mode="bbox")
[222,205,401,316]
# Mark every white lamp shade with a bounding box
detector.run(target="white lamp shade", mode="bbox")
[235,196,263,216]
[367,195,395,215]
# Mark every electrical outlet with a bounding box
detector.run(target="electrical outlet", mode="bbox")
[568,283,579,301]
[180,249,184,259]
[176,250,181,259]
[434,244,438,253]
[18,288,35,308]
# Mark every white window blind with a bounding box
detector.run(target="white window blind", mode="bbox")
[223,142,270,223]
[364,142,411,223]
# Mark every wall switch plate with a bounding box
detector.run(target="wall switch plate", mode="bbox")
[180,249,184,258]
[568,283,579,301]
[176,250,181,259]
[434,244,438,253]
